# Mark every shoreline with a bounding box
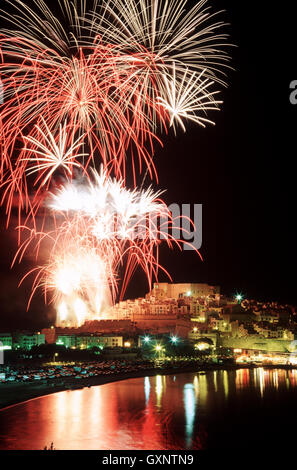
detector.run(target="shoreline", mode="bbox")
[1,363,296,411]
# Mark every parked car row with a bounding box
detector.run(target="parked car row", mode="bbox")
[0,357,210,383]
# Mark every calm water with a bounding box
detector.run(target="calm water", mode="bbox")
[1,368,297,450]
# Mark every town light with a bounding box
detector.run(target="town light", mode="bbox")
[187,291,191,297]
[193,327,198,333]
[195,342,210,351]
[143,336,151,343]
[235,293,243,303]
[53,352,59,363]
[124,341,131,348]
[170,336,178,344]
[155,344,165,359]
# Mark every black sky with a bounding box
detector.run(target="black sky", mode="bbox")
[0,1,297,329]
[127,1,297,305]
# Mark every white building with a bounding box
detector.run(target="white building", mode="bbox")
[76,335,123,349]
[151,282,220,300]
[56,335,76,348]
[0,334,13,349]
[16,333,45,350]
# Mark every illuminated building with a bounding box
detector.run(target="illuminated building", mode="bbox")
[230,321,249,337]
[14,333,45,350]
[76,335,123,349]
[253,325,294,340]
[42,327,57,344]
[189,300,206,318]
[188,329,217,347]
[56,335,76,348]
[221,335,295,354]
[41,320,132,343]
[107,286,222,336]
[0,334,13,349]
[151,282,220,300]
[209,315,231,332]
[259,312,279,323]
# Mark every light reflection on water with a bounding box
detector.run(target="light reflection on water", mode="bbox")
[183,384,195,448]
[1,368,297,450]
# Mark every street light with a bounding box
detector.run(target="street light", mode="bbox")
[143,336,151,344]
[53,352,58,363]
[235,293,243,303]
[155,344,164,360]
[170,336,178,344]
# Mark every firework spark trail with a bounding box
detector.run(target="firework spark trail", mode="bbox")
[0,39,162,208]
[21,119,87,185]
[0,0,229,222]
[0,0,230,325]
[157,65,222,133]
[14,167,200,325]
[95,0,231,84]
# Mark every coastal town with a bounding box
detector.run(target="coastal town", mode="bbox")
[1,282,297,448]
[1,283,297,386]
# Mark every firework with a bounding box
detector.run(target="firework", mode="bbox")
[0,0,230,326]
[15,167,197,326]
[0,40,160,194]
[0,0,229,218]
[157,66,222,133]
[21,120,87,185]
[0,0,100,54]
[95,0,231,83]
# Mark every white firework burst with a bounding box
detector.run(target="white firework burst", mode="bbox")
[157,66,222,133]
[21,119,86,186]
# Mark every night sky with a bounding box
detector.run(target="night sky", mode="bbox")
[0,1,296,330]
